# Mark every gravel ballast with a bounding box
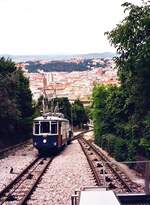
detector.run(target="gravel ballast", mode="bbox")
[0,142,37,191]
[28,140,96,205]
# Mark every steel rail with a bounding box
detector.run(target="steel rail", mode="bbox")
[72,129,93,141]
[0,157,53,205]
[18,157,53,205]
[0,157,40,198]
[78,137,102,186]
[79,136,133,193]
[83,138,133,192]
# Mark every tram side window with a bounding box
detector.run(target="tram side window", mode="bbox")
[34,123,39,134]
[40,122,50,133]
[51,122,57,134]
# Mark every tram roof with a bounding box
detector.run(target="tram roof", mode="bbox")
[33,115,69,122]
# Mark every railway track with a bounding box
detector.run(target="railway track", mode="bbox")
[72,129,93,141]
[0,156,53,205]
[78,136,143,193]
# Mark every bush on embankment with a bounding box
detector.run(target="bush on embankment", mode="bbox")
[91,83,150,161]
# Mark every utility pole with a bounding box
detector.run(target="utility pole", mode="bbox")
[41,72,48,114]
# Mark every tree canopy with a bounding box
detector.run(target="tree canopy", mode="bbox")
[0,57,33,148]
[92,1,150,161]
[35,96,89,128]
[48,97,72,121]
[72,99,89,128]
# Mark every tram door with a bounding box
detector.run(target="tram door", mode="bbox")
[58,122,62,147]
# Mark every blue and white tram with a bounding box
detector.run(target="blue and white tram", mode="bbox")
[32,113,71,154]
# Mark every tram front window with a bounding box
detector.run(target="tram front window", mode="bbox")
[51,122,57,134]
[40,122,50,133]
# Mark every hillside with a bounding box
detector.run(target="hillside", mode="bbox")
[25,59,108,73]
[0,52,115,63]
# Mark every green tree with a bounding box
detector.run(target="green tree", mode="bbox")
[0,73,20,145]
[103,0,150,159]
[106,1,150,119]
[15,70,33,139]
[91,84,137,160]
[48,97,72,121]
[91,84,108,144]
[72,99,89,128]
[0,57,33,148]
[0,57,16,74]
[33,95,44,117]
[35,97,72,122]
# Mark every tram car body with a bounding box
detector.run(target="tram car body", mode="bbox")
[32,113,72,154]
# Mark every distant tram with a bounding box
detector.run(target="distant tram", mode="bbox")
[32,112,72,155]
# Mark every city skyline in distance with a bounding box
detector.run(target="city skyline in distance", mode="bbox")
[0,52,116,63]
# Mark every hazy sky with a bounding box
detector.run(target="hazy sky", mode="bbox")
[0,0,142,55]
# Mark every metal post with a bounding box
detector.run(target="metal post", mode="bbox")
[71,196,74,205]
[145,161,150,194]
[71,194,78,205]
[71,103,74,132]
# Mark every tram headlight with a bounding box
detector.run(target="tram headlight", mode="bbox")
[43,139,47,143]
[53,142,57,146]
[34,142,37,146]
